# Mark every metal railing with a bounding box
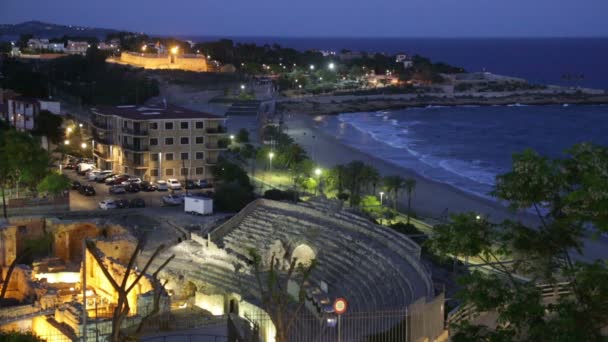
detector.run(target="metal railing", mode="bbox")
[122,143,150,152]
[122,127,149,136]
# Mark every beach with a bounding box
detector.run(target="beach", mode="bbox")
[284,112,532,224]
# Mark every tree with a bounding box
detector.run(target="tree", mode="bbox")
[403,178,417,225]
[426,143,608,341]
[339,161,379,206]
[32,110,63,144]
[383,175,405,212]
[37,173,70,196]
[85,238,174,342]
[249,248,316,342]
[236,128,250,143]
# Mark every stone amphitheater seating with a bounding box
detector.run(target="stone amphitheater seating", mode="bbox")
[152,198,433,315]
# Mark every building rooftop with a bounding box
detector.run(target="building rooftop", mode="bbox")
[91,103,224,120]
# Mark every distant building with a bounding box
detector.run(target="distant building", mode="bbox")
[97,42,116,51]
[396,53,413,69]
[5,97,61,132]
[110,51,209,72]
[90,103,227,181]
[48,42,65,52]
[66,40,89,55]
[27,38,49,50]
[338,50,364,61]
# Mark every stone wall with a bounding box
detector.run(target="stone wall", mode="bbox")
[0,217,47,267]
[116,52,208,72]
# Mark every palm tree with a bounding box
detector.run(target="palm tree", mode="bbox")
[403,178,417,225]
[383,175,405,212]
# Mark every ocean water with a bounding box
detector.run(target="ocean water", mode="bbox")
[319,105,608,200]
[188,37,608,90]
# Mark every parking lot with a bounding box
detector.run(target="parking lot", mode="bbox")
[62,169,205,211]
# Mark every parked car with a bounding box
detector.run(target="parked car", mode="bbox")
[106,175,129,186]
[156,180,169,191]
[109,185,126,194]
[115,199,130,209]
[185,180,199,190]
[129,198,146,208]
[86,170,101,181]
[95,172,115,182]
[121,177,142,185]
[162,194,184,206]
[124,183,141,193]
[78,185,96,196]
[140,181,157,192]
[167,179,182,190]
[71,181,82,190]
[98,199,117,210]
[196,179,212,189]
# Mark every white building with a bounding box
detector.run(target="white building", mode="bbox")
[6,97,61,132]
[27,38,49,50]
[66,40,89,55]
[396,53,414,68]
[48,43,65,53]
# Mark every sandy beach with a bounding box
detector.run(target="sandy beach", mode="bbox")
[283,112,608,263]
[284,112,533,223]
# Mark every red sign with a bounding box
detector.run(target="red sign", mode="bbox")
[333,298,348,315]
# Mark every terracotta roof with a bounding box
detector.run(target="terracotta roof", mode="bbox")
[91,104,224,120]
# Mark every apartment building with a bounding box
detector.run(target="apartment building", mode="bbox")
[90,104,228,182]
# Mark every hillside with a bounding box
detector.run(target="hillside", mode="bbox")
[0,21,119,41]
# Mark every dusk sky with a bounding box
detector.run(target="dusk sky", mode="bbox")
[1,0,608,37]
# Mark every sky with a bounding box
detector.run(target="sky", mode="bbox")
[1,0,608,38]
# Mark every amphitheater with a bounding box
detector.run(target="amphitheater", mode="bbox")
[149,198,446,341]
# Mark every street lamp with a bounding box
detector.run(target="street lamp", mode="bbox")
[79,123,83,128]
[81,143,87,149]
[379,191,384,205]
[314,168,322,195]
[66,127,73,134]
[141,45,147,52]
[310,65,315,70]
[314,168,322,177]
[64,140,70,145]
[229,135,235,143]
[328,62,335,70]
[240,84,245,90]
[170,46,179,55]
[476,215,481,220]
[268,152,274,171]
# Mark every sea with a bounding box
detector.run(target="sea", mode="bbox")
[318,105,608,200]
[189,37,608,200]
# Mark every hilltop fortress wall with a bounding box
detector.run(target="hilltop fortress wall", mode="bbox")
[114,52,208,72]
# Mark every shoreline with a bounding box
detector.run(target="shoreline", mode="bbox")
[285,112,537,225]
[278,93,608,116]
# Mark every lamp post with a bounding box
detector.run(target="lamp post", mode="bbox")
[379,191,384,206]
[314,168,322,195]
[229,135,235,143]
[310,65,315,71]
[328,62,335,70]
[64,140,70,145]
[81,142,87,149]
[268,152,274,172]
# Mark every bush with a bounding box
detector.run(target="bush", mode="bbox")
[214,182,255,212]
[264,189,299,202]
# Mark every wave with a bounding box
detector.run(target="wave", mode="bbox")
[507,103,528,107]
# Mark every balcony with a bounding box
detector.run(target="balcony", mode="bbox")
[122,158,147,168]
[92,121,112,130]
[92,133,113,145]
[205,126,227,134]
[121,143,149,152]
[205,158,218,165]
[205,142,228,150]
[122,127,149,136]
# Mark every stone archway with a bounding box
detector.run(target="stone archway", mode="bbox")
[291,244,316,267]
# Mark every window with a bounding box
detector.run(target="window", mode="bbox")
[165,137,174,145]
[180,137,189,145]
[151,153,159,162]
[165,168,174,176]
[195,152,204,160]
[151,169,159,177]
[195,167,204,175]
[150,138,158,146]
[195,136,204,144]
[180,168,189,176]
[195,121,204,129]
[180,121,189,129]
[165,122,173,130]
[181,152,189,160]
[165,153,174,161]
[150,122,158,130]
